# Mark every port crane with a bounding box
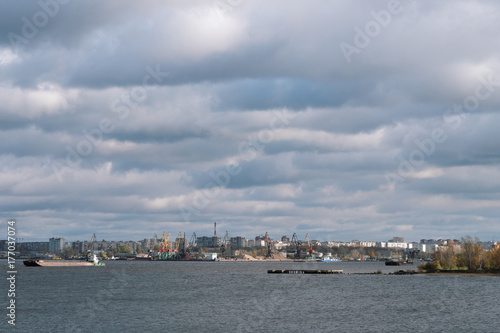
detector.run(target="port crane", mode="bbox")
[304,233,317,259]
[152,233,158,248]
[89,233,97,253]
[158,232,170,259]
[305,233,314,254]
[174,231,187,255]
[86,233,98,260]
[156,232,182,260]
[148,233,158,259]
[182,232,187,254]
[221,231,231,258]
[265,232,273,258]
[174,232,181,253]
[291,233,301,258]
[188,232,197,251]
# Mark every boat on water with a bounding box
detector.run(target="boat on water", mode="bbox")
[385,260,413,266]
[317,254,341,262]
[135,253,152,261]
[23,253,105,267]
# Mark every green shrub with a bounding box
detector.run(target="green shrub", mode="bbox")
[418,261,441,272]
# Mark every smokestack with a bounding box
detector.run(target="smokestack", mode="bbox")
[214,222,216,236]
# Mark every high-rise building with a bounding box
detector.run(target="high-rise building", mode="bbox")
[230,236,246,249]
[49,237,65,254]
[196,236,221,248]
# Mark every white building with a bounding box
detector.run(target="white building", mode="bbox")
[414,243,427,253]
[247,240,266,247]
[386,242,408,249]
[273,241,289,250]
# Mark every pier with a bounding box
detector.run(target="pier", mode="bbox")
[268,269,343,274]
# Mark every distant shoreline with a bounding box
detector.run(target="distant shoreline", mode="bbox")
[387,269,500,276]
[422,271,500,277]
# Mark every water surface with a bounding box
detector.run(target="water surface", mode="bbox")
[8,260,500,332]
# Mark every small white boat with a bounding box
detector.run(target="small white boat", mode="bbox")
[317,256,341,262]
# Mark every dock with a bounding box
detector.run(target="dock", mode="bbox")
[268,269,343,274]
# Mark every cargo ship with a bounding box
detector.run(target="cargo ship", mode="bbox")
[23,254,105,267]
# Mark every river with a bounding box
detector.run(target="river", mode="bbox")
[7,260,500,332]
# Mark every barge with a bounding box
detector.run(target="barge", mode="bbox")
[385,260,414,266]
[23,254,105,267]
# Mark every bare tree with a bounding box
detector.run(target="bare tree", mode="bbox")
[350,249,360,260]
[434,245,456,269]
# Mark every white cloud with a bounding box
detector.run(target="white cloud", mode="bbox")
[0,47,19,65]
[0,83,78,118]
[150,8,247,62]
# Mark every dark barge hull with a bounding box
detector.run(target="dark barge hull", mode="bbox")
[385,261,414,266]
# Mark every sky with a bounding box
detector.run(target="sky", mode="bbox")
[1,0,500,242]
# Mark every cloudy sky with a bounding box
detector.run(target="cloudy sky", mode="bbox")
[1,0,500,242]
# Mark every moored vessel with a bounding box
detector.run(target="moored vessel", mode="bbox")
[23,253,105,267]
[385,260,413,266]
[317,255,341,262]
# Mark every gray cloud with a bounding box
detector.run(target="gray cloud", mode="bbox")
[1,0,500,242]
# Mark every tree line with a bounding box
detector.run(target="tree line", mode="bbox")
[420,236,500,273]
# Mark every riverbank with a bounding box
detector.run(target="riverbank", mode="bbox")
[385,269,500,276]
[422,270,500,276]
